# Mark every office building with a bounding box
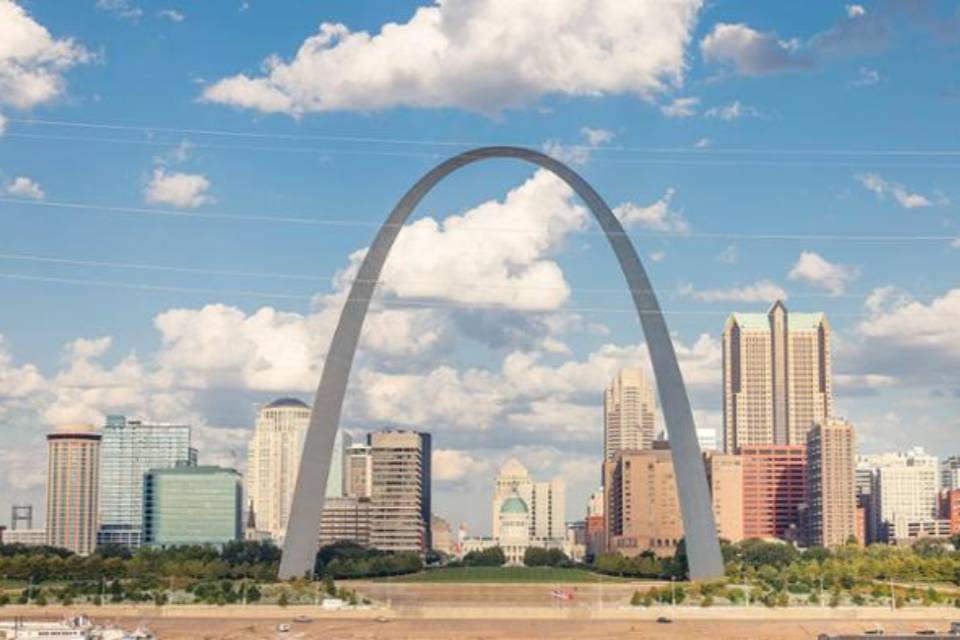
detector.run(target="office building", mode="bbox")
[2,528,47,546]
[703,451,744,543]
[859,448,939,542]
[245,397,352,544]
[143,466,242,548]
[942,455,960,492]
[723,301,832,452]
[367,430,431,554]
[741,445,806,541]
[431,515,457,556]
[46,424,101,555]
[492,458,565,543]
[98,415,196,547]
[603,368,657,460]
[318,497,371,548]
[806,418,857,548]
[585,488,605,559]
[940,489,960,535]
[346,443,373,498]
[603,447,683,557]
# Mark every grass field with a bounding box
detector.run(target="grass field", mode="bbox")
[385,566,631,583]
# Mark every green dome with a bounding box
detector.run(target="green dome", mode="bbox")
[500,495,528,515]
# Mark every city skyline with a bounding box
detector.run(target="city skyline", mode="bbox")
[1,0,959,537]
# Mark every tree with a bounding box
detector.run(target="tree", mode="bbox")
[277,591,289,607]
[463,547,506,567]
[630,590,643,606]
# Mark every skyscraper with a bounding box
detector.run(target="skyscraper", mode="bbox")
[46,424,101,555]
[367,430,431,554]
[723,301,832,452]
[806,418,856,548]
[859,447,939,542]
[941,455,960,491]
[741,445,807,541]
[603,368,657,460]
[143,466,242,548]
[703,451,744,543]
[245,398,352,544]
[602,447,683,557]
[98,415,196,548]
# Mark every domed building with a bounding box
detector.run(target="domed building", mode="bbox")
[498,492,531,565]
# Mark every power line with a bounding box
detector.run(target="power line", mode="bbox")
[0,250,950,301]
[0,270,888,317]
[8,131,960,169]
[2,197,958,242]
[10,116,960,157]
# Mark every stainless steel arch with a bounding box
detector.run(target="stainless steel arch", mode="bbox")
[279,146,724,580]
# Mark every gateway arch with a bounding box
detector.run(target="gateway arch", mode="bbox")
[279,146,724,580]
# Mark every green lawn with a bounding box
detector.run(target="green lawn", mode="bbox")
[384,566,632,583]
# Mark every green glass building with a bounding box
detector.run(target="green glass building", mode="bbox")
[142,466,242,547]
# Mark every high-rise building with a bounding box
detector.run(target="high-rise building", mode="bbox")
[98,415,196,548]
[806,418,856,548]
[346,443,373,498]
[941,455,960,492]
[603,447,683,557]
[245,398,352,544]
[741,445,807,541]
[940,489,960,535]
[367,430,431,554]
[491,459,565,543]
[143,466,242,548]
[46,424,101,555]
[703,451,744,543]
[318,497,371,548]
[585,488,605,559]
[859,447,939,542]
[431,515,456,556]
[603,368,657,460]
[245,398,311,544]
[722,301,832,452]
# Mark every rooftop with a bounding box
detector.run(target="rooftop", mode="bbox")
[266,397,310,409]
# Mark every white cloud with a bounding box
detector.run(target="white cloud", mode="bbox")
[202,0,703,116]
[952,238,960,249]
[0,112,6,136]
[157,9,184,22]
[704,100,762,121]
[4,176,44,199]
[660,96,699,118]
[788,251,858,295]
[96,0,142,21]
[613,188,689,233]
[700,23,809,76]
[0,0,93,109]
[849,66,880,87]
[144,168,212,208]
[542,126,614,166]
[846,4,866,18]
[0,335,45,399]
[346,169,587,311]
[680,279,786,303]
[855,173,936,209]
[693,137,711,149]
[649,251,666,263]
[433,449,491,483]
[717,244,738,264]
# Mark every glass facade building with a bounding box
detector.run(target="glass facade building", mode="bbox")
[142,466,242,548]
[98,415,196,547]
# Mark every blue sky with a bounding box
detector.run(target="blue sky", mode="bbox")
[1,0,959,534]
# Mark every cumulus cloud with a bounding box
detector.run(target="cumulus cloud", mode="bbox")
[849,67,880,87]
[701,6,890,78]
[704,100,762,121]
[542,126,615,166]
[660,96,700,118]
[201,0,703,116]
[345,169,587,311]
[0,113,6,136]
[0,0,93,109]
[694,137,711,149]
[717,244,738,264]
[144,168,212,208]
[788,251,858,295]
[432,448,492,483]
[613,188,689,233]
[700,23,810,76]
[679,279,786,303]
[856,173,936,209]
[96,0,143,21]
[0,335,45,399]
[4,176,44,199]
[157,9,184,22]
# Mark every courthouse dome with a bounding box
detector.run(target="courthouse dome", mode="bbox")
[266,397,310,409]
[500,495,528,515]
